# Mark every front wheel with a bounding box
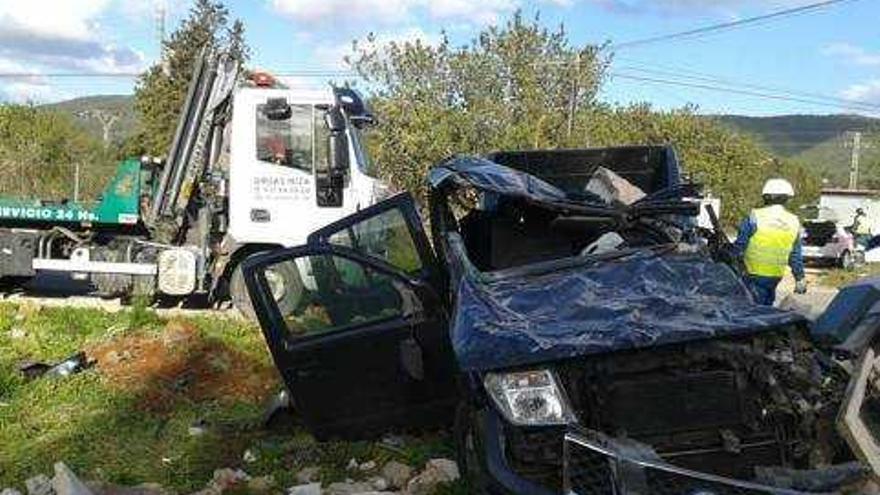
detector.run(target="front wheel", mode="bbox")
[229,257,304,320]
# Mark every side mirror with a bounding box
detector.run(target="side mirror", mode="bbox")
[316,107,348,207]
[262,97,291,121]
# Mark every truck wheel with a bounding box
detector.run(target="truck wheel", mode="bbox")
[840,250,855,271]
[229,260,304,320]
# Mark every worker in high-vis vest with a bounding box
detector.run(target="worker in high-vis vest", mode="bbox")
[734,178,806,305]
[851,208,872,247]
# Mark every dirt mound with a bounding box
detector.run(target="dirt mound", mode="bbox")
[87,320,279,413]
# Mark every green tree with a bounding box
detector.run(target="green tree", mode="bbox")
[349,14,819,227]
[349,12,608,202]
[0,105,114,200]
[126,0,248,157]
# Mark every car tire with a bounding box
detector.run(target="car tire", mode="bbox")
[840,250,855,271]
[229,257,304,320]
[454,403,489,494]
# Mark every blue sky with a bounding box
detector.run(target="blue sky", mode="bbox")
[1,0,878,117]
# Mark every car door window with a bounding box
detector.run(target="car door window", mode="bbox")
[257,253,420,338]
[324,207,424,275]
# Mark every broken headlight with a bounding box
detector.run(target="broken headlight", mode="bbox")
[483,369,575,426]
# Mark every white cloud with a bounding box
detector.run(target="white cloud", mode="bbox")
[269,0,516,26]
[823,42,880,67]
[0,0,145,102]
[427,0,516,24]
[841,80,880,105]
[0,0,144,74]
[310,27,440,71]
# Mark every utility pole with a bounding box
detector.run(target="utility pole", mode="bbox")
[849,131,862,190]
[566,52,581,140]
[155,0,167,59]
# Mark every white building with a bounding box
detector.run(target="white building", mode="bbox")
[818,188,880,233]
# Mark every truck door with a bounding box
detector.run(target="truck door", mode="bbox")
[229,89,373,248]
[242,194,458,439]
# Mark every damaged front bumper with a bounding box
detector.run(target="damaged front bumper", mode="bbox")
[563,428,866,495]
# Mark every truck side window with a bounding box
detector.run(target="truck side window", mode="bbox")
[260,255,413,338]
[326,208,423,275]
[255,104,313,172]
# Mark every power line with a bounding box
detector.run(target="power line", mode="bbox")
[609,71,880,113]
[612,0,858,50]
[616,60,879,110]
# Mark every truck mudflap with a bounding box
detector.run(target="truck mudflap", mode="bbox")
[562,428,868,495]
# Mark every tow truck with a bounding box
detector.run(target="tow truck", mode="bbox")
[0,48,384,316]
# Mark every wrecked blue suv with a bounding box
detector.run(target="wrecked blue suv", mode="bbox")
[243,146,880,494]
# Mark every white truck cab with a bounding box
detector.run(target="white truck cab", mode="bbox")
[228,84,382,248]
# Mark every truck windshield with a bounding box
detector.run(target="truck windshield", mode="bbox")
[256,104,327,173]
[351,127,379,179]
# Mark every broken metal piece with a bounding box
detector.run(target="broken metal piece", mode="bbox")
[19,352,92,380]
[754,462,868,492]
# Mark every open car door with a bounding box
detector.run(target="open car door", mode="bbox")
[242,193,458,439]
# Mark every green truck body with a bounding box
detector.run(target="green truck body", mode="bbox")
[0,159,143,227]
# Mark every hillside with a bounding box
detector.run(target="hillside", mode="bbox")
[43,94,136,148]
[713,114,880,188]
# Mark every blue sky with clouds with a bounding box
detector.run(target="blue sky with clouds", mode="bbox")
[1,0,878,116]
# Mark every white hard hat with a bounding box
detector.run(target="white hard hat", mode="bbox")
[762,178,795,197]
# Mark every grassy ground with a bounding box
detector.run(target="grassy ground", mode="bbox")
[816,263,880,288]
[0,302,461,493]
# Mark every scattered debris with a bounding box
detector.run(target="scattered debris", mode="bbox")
[295,467,320,484]
[366,476,388,491]
[52,462,93,495]
[25,474,52,495]
[19,352,92,380]
[189,419,208,437]
[405,459,460,495]
[323,481,375,495]
[246,476,274,493]
[358,461,376,472]
[346,459,359,471]
[242,448,258,464]
[380,461,412,490]
[584,166,646,207]
[286,483,321,495]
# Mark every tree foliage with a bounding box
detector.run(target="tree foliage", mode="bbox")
[127,0,248,157]
[349,14,819,226]
[0,105,114,200]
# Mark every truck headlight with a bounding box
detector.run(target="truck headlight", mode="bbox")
[483,369,574,426]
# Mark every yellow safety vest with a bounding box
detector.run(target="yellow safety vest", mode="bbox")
[744,205,801,278]
[855,215,872,235]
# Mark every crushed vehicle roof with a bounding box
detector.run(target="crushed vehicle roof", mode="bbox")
[451,250,807,371]
[429,155,575,203]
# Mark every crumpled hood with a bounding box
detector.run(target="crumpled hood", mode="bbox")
[451,251,806,371]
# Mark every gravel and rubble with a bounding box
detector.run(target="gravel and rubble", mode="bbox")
[6,458,461,495]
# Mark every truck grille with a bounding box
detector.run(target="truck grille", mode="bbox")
[558,341,795,478]
[564,430,818,495]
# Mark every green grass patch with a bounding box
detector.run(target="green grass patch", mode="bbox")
[0,303,457,493]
